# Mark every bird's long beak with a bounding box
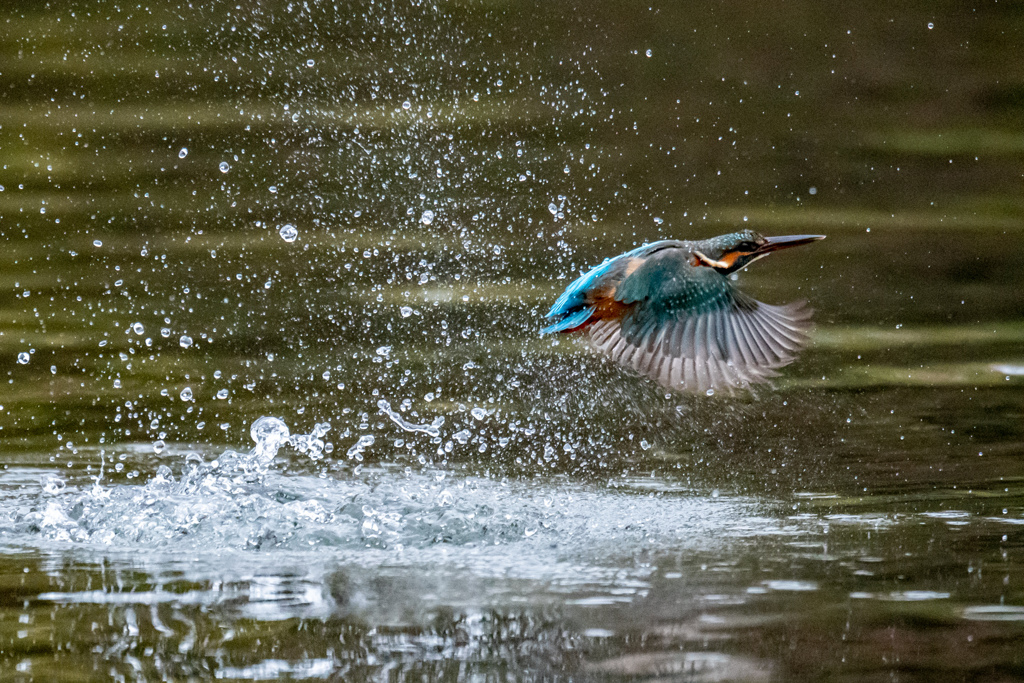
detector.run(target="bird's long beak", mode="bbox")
[758,234,826,254]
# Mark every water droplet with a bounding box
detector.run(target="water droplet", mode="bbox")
[645,48,652,57]
[178,147,188,158]
[179,387,193,401]
[16,352,29,365]
[93,240,102,247]
[41,474,66,495]
[153,439,166,454]
[306,58,315,67]
[131,322,144,335]
[470,407,487,421]
[279,224,298,242]
[179,335,193,349]
[420,210,434,225]
[216,389,229,399]
[250,417,291,466]
[400,306,414,318]
[219,161,230,173]
[706,388,715,396]
[402,100,411,110]
[346,434,375,460]
[269,185,278,193]
[927,22,934,29]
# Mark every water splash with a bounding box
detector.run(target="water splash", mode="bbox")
[10,436,778,570]
[289,422,331,461]
[377,399,444,437]
[187,416,317,476]
[250,416,292,466]
[346,435,375,461]
[40,474,66,495]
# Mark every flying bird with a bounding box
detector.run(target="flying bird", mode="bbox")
[542,230,825,394]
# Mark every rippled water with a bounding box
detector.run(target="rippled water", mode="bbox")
[3,0,1024,680]
[8,415,1022,680]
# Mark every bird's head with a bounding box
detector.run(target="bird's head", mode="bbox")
[689,229,825,275]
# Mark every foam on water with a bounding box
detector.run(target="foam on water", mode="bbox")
[0,416,804,617]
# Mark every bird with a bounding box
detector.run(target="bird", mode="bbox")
[542,229,825,395]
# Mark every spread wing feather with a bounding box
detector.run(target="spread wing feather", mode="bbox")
[588,300,811,394]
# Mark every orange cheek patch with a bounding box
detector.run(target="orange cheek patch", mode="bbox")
[692,250,750,270]
[692,251,728,269]
[719,251,744,268]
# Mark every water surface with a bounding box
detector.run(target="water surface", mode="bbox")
[2,1,1024,680]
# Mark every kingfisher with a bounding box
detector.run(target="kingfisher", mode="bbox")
[542,229,825,394]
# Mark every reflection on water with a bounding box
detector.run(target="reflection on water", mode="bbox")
[2,0,1024,679]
